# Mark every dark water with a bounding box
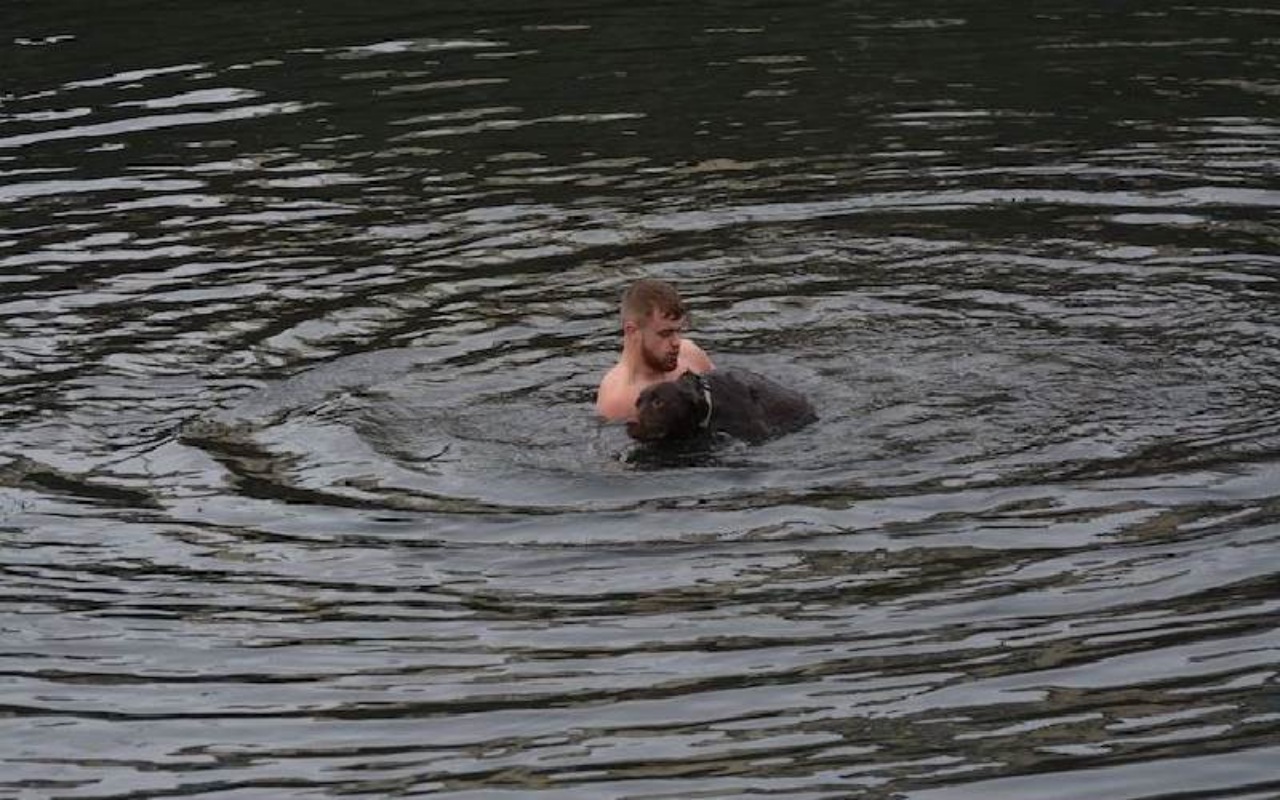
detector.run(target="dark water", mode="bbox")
[3,1,1279,798]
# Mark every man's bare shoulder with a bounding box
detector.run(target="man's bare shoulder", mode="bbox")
[595,363,633,421]
[680,339,715,373]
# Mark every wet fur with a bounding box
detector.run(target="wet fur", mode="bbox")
[628,369,817,444]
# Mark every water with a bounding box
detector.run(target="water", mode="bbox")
[3,1,1279,798]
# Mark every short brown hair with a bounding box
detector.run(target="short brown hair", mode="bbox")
[621,278,686,324]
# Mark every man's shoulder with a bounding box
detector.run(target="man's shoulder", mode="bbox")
[596,361,627,394]
[595,362,632,420]
[679,338,715,372]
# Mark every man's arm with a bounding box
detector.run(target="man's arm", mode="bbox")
[682,339,714,373]
[595,368,632,421]
[595,390,630,421]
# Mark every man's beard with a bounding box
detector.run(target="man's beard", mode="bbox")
[644,348,678,373]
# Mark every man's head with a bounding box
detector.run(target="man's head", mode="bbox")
[621,279,688,374]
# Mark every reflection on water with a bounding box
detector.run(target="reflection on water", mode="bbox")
[2,1,1278,798]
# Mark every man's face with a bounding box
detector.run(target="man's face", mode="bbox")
[635,310,685,373]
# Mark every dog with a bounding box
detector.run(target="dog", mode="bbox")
[627,368,817,444]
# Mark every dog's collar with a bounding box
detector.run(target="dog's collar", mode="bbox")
[694,373,713,430]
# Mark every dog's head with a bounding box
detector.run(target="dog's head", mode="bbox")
[627,372,707,442]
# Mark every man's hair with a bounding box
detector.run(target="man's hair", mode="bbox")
[621,278,686,325]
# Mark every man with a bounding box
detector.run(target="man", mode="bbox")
[595,278,715,422]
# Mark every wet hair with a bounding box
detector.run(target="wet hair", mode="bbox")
[620,278,686,325]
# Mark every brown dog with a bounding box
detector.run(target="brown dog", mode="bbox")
[627,369,817,444]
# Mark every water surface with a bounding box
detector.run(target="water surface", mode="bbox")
[2,1,1279,798]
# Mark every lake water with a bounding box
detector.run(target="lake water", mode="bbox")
[3,2,1279,798]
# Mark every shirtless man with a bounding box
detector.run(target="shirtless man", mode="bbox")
[595,278,715,422]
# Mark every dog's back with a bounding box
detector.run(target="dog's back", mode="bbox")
[706,368,817,442]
